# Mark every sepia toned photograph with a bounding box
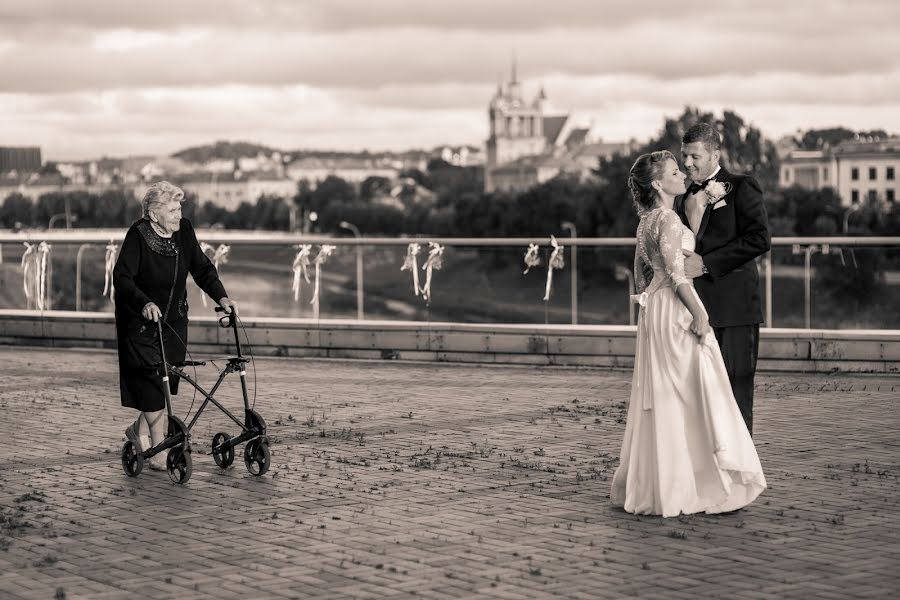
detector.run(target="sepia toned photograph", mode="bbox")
[0,1,898,598]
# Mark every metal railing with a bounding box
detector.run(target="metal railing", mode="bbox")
[1,230,898,329]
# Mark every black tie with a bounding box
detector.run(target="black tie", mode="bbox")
[687,180,709,196]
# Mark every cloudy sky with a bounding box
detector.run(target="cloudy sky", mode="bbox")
[1,0,898,161]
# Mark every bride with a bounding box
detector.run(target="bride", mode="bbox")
[610,150,766,517]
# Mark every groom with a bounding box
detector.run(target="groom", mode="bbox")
[677,123,771,435]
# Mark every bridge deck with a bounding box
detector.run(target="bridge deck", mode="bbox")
[0,347,897,599]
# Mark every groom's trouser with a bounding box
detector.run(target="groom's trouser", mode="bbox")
[713,324,760,436]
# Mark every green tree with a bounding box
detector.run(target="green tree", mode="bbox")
[310,175,356,211]
[0,192,34,228]
[360,176,391,202]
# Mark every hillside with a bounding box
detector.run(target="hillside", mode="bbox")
[171,140,435,165]
[172,140,282,163]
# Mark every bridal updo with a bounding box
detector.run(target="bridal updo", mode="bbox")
[628,150,676,215]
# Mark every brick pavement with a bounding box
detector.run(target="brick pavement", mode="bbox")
[0,346,897,600]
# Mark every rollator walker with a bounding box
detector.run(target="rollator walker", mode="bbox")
[121,306,271,484]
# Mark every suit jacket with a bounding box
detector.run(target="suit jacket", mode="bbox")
[675,166,771,327]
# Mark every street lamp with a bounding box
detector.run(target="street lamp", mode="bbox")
[561,221,578,324]
[843,203,860,233]
[305,210,318,234]
[49,213,77,229]
[340,220,364,320]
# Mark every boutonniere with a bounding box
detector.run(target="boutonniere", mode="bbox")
[703,180,732,208]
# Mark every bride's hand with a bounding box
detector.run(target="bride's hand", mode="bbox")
[690,313,710,339]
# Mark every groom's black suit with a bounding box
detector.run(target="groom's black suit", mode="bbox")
[675,166,771,434]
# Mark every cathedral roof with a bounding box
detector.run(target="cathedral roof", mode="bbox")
[542,116,569,145]
[563,128,589,150]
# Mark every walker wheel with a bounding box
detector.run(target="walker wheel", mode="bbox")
[166,447,193,484]
[244,440,270,476]
[212,432,235,468]
[121,441,143,477]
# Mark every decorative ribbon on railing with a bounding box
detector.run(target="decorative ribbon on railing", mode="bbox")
[21,242,35,304]
[291,244,312,302]
[543,236,565,302]
[198,243,230,306]
[523,243,541,274]
[400,242,421,296]
[103,241,118,301]
[211,244,230,270]
[22,241,52,310]
[310,244,336,317]
[420,242,444,304]
[199,242,213,306]
[37,242,51,310]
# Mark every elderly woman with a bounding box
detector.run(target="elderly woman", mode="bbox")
[113,181,237,470]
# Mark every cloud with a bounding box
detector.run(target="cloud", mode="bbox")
[3,0,897,35]
[0,87,484,159]
[1,23,898,95]
[0,0,897,159]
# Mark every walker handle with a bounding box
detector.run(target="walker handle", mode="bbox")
[215,305,235,328]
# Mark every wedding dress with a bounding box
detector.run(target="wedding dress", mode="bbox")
[610,207,766,517]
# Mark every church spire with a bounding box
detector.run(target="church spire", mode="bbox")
[507,52,522,103]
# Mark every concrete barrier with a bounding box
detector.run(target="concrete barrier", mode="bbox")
[1,310,898,373]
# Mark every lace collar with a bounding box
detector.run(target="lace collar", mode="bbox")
[136,219,178,256]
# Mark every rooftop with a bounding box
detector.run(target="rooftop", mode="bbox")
[0,347,896,599]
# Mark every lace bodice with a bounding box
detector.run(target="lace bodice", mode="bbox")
[634,207,693,296]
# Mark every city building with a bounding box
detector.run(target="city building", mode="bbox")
[0,147,42,173]
[285,156,399,184]
[436,145,485,167]
[780,137,900,206]
[778,150,837,191]
[137,172,298,211]
[484,61,634,193]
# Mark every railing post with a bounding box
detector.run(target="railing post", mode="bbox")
[356,244,364,320]
[340,221,364,320]
[75,244,92,312]
[614,265,635,326]
[562,222,577,324]
[764,252,772,328]
[794,244,822,329]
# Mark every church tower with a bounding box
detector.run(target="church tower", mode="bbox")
[485,58,548,192]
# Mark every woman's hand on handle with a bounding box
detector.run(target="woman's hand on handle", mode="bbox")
[218,297,238,316]
[142,302,162,322]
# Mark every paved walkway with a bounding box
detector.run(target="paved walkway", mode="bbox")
[0,347,897,600]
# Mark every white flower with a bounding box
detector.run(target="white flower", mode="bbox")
[704,180,731,206]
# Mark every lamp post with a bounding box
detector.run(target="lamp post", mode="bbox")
[561,221,578,324]
[340,220,364,320]
[48,213,67,229]
[49,206,77,230]
[843,203,860,233]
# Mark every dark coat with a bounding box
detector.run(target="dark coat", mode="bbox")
[675,167,771,328]
[113,218,228,411]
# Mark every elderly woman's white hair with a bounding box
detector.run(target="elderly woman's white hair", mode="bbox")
[141,181,185,219]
